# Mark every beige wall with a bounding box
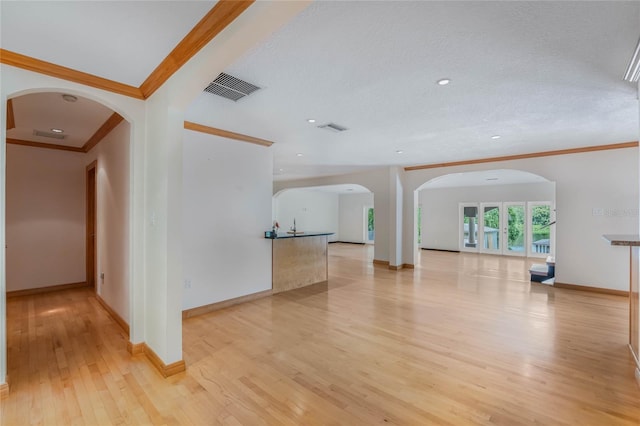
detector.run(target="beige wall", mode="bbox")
[5,121,130,323]
[6,145,86,290]
[86,121,131,322]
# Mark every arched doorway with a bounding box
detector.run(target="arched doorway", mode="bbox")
[3,90,134,387]
[273,183,375,250]
[414,169,556,262]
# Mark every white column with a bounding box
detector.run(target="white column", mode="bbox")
[143,86,183,364]
[389,167,404,268]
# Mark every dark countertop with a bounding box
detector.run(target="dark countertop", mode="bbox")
[267,231,334,239]
[603,234,640,246]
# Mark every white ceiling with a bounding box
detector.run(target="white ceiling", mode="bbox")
[2,1,639,182]
[419,169,549,190]
[8,92,114,148]
[186,1,640,180]
[0,1,216,87]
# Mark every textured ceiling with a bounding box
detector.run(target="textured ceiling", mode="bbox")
[0,1,216,87]
[2,1,639,182]
[185,1,640,181]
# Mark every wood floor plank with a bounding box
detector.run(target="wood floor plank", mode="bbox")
[2,245,639,425]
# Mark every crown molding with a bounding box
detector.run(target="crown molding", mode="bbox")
[184,121,274,147]
[405,141,639,171]
[1,1,254,100]
[0,49,144,100]
[82,113,124,153]
[6,138,84,153]
[6,99,15,130]
[140,0,255,98]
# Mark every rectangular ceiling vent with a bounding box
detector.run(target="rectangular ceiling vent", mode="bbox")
[318,123,348,133]
[204,72,261,102]
[33,129,65,140]
[624,37,640,83]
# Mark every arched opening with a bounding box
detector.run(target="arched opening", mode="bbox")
[274,184,373,240]
[273,184,375,260]
[414,169,556,279]
[4,90,133,386]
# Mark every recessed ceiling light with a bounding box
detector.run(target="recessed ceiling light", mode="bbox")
[62,94,78,102]
[491,135,501,140]
[279,168,284,172]
[437,78,450,86]
[50,128,64,133]
[396,150,404,154]
[307,119,316,123]
[296,153,303,157]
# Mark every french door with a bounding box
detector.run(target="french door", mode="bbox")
[460,201,553,257]
[502,203,526,256]
[479,203,501,254]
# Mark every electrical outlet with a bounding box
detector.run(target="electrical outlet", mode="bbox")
[184,279,191,289]
[100,272,105,280]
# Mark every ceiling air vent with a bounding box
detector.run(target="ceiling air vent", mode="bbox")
[204,72,261,102]
[624,37,640,83]
[318,123,348,133]
[33,129,65,140]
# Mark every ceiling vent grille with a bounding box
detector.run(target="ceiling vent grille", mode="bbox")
[624,37,640,83]
[33,129,65,140]
[204,72,261,102]
[318,123,348,133]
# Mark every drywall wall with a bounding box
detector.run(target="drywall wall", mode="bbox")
[404,148,639,291]
[339,192,374,243]
[420,182,555,251]
[86,121,131,323]
[5,144,86,290]
[274,190,339,242]
[182,131,273,310]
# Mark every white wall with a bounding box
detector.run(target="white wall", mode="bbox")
[274,168,390,262]
[5,145,86,290]
[274,190,339,242]
[338,192,374,243]
[420,182,555,251]
[405,149,639,291]
[182,131,273,310]
[86,121,131,323]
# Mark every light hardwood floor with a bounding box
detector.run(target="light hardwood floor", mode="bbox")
[1,244,639,425]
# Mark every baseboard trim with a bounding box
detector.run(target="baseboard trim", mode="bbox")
[334,241,366,245]
[635,368,640,389]
[0,375,9,399]
[389,264,402,271]
[142,344,186,378]
[95,295,129,335]
[421,248,461,253]
[7,281,88,298]
[182,289,272,319]
[554,282,628,297]
[402,263,415,269]
[128,342,185,378]
[127,341,145,356]
[373,259,389,266]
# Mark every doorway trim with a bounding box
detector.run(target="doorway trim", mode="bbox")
[86,160,97,290]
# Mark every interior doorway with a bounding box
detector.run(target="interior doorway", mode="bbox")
[365,206,375,244]
[86,161,97,289]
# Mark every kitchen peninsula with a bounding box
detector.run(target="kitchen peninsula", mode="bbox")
[268,232,333,293]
